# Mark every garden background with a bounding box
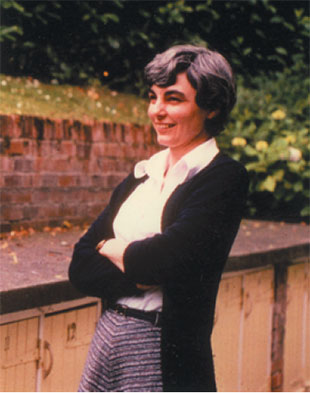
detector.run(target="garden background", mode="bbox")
[1,0,309,223]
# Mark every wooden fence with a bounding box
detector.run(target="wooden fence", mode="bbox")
[1,254,309,392]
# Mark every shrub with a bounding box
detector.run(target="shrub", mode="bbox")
[218,56,309,221]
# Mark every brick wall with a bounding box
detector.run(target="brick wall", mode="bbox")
[0,115,160,232]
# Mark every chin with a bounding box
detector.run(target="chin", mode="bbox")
[156,136,174,147]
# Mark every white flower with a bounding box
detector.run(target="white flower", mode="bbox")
[288,147,302,162]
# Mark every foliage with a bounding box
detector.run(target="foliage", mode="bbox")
[1,0,309,94]
[218,57,309,221]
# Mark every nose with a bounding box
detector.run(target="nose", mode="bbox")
[148,99,167,119]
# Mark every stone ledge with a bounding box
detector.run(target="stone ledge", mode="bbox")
[0,220,309,315]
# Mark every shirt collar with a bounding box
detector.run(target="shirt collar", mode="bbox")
[134,138,219,182]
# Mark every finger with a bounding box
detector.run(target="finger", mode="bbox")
[136,284,157,290]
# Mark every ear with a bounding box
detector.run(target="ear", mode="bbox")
[206,110,219,119]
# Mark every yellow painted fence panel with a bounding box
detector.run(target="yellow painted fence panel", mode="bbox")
[212,268,273,392]
[212,275,243,391]
[0,317,39,392]
[283,262,310,392]
[240,269,273,392]
[41,305,98,392]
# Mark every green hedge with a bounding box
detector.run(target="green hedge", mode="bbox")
[218,57,309,221]
[1,0,309,94]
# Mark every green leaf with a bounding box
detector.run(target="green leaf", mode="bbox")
[244,145,257,157]
[276,47,288,56]
[101,13,120,24]
[293,182,303,192]
[245,162,266,172]
[273,169,285,181]
[243,48,252,56]
[107,36,120,49]
[2,1,24,12]
[0,25,23,41]
[300,205,310,216]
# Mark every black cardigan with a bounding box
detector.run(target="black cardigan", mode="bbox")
[69,152,249,392]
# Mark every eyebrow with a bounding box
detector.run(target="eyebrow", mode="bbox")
[148,88,186,99]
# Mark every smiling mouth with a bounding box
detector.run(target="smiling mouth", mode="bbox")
[155,123,175,130]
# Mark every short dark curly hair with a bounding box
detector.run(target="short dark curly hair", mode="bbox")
[144,45,236,136]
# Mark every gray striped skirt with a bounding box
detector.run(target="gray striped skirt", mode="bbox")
[78,309,163,392]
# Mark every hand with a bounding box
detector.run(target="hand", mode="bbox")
[97,238,129,273]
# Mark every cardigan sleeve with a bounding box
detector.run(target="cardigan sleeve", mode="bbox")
[123,162,249,287]
[68,175,143,300]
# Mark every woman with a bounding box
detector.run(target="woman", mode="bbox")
[69,44,249,392]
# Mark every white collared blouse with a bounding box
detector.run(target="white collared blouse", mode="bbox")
[113,138,219,311]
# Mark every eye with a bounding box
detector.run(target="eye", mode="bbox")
[168,96,181,102]
[148,93,156,102]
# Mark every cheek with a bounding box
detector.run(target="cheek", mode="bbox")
[147,105,153,119]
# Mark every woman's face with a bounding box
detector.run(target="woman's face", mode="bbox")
[148,72,210,157]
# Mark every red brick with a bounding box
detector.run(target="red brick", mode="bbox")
[122,144,137,159]
[58,175,75,187]
[58,204,77,217]
[87,203,103,217]
[69,121,81,141]
[31,174,43,187]
[41,174,58,187]
[104,142,124,158]
[38,205,59,218]
[20,116,33,138]
[7,139,24,155]
[1,205,24,221]
[32,189,50,203]
[92,122,104,142]
[4,175,22,187]
[104,122,115,142]
[82,124,93,142]
[44,119,55,140]
[0,156,14,172]
[14,190,32,203]
[25,139,39,156]
[33,117,45,140]
[21,174,34,187]
[104,174,125,189]
[0,115,22,138]
[91,142,104,158]
[0,115,11,137]
[62,119,74,140]
[61,140,76,157]
[76,143,91,160]
[23,205,39,219]
[37,140,51,158]
[14,158,34,172]
[0,190,13,203]
[76,175,91,187]
[49,189,66,203]
[50,159,70,172]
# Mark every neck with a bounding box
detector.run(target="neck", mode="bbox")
[167,134,211,168]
